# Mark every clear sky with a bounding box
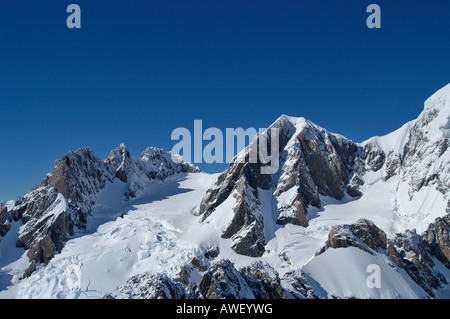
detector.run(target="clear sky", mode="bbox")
[1,0,449,202]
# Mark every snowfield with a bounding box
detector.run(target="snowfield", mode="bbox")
[0,173,218,298]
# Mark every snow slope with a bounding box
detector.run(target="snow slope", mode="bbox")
[302,247,428,299]
[0,173,218,298]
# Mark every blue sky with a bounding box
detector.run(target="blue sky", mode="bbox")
[1,0,449,202]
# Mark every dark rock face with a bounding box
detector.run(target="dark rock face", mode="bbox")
[40,147,112,228]
[316,219,387,256]
[105,143,132,183]
[197,261,244,299]
[8,187,71,274]
[270,117,359,226]
[289,126,357,200]
[423,215,450,265]
[199,162,271,222]
[199,157,270,258]
[221,184,266,257]
[190,257,208,271]
[347,142,386,196]
[198,260,287,299]
[16,190,68,265]
[41,147,110,199]
[203,246,220,259]
[198,118,292,225]
[0,204,11,237]
[281,270,321,299]
[0,144,200,276]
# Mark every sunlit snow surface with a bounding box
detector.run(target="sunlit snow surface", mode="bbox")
[0,170,446,299]
[0,173,218,298]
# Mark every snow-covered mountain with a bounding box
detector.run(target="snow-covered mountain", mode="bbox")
[199,83,449,260]
[0,145,199,276]
[0,84,449,299]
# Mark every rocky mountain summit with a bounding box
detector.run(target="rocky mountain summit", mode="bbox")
[198,84,450,261]
[198,116,359,257]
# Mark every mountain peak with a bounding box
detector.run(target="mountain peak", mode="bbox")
[418,83,450,140]
[275,114,309,128]
[424,83,450,111]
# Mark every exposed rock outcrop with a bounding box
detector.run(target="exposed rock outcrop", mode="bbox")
[316,219,387,256]
[104,272,188,299]
[423,214,450,265]
[386,228,448,297]
[197,260,287,299]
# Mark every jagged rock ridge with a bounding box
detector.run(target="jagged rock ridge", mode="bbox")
[0,144,199,276]
[105,258,315,299]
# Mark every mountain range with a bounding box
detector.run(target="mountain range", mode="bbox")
[0,83,449,299]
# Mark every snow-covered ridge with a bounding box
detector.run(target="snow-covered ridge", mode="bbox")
[0,144,200,276]
[425,83,450,111]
